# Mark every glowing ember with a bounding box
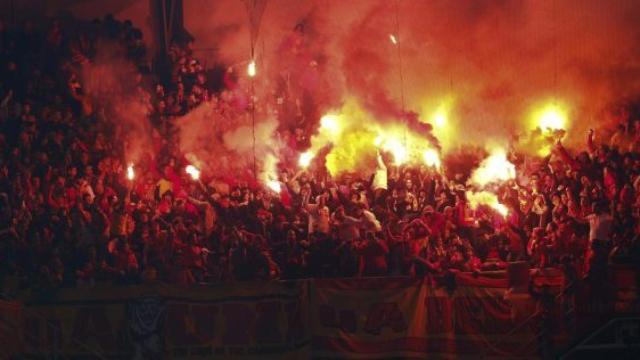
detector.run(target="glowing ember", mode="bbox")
[185,165,201,180]
[377,136,408,165]
[298,151,314,168]
[320,114,341,135]
[538,107,565,131]
[423,148,441,168]
[493,203,509,217]
[266,180,281,193]
[389,34,398,45]
[466,190,509,217]
[247,60,256,77]
[126,164,135,180]
[530,102,568,133]
[470,148,516,187]
[433,112,447,128]
[420,96,455,152]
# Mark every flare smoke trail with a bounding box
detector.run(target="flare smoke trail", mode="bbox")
[77,39,154,165]
[184,0,640,153]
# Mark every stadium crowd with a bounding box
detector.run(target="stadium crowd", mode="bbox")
[1,15,639,293]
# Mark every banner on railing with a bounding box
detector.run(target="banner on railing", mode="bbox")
[21,282,310,359]
[18,275,549,358]
[310,276,538,359]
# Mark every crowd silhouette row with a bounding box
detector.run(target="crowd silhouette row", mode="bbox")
[1,15,639,294]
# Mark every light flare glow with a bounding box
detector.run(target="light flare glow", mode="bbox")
[419,96,455,152]
[470,148,516,187]
[389,34,398,45]
[247,60,256,77]
[530,102,568,133]
[126,164,134,180]
[376,135,408,165]
[309,99,444,176]
[185,165,201,180]
[433,112,447,128]
[298,151,314,168]
[466,190,509,217]
[266,180,281,193]
[320,114,341,135]
[423,148,441,168]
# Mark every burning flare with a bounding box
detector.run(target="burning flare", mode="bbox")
[422,148,441,169]
[185,165,201,180]
[376,135,408,165]
[389,34,398,45]
[320,114,341,135]
[247,60,257,77]
[266,180,281,193]
[126,164,135,180]
[470,148,516,187]
[299,151,314,168]
[530,102,568,133]
[466,191,509,217]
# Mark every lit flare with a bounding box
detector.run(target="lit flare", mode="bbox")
[299,151,314,168]
[320,114,341,135]
[247,60,256,77]
[185,165,201,180]
[466,190,509,217]
[470,148,516,187]
[376,135,408,165]
[423,148,441,169]
[126,164,135,181]
[530,102,568,133]
[266,180,281,193]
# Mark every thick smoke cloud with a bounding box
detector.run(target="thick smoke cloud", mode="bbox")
[184,0,640,152]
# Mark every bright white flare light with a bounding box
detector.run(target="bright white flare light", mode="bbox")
[185,165,201,180]
[299,151,314,168]
[423,148,441,169]
[377,136,408,165]
[320,114,341,135]
[466,190,509,218]
[266,180,281,193]
[538,108,565,131]
[126,164,134,180]
[470,149,516,187]
[389,34,398,45]
[434,112,446,128]
[247,60,256,77]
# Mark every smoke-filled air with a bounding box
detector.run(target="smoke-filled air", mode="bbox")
[171,0,640,188]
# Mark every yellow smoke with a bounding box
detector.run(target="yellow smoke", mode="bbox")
[307,98,442,176]
[325,129,378,175]
[260,153,280,193]
[419,95,456,153]
[423,148,441,169]
[529,101,568,133]
[515,100,570,157]
[469,147,516,187]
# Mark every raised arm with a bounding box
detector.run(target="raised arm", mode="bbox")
[554,140,580,171]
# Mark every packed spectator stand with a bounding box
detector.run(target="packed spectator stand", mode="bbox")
[0,14,639,301]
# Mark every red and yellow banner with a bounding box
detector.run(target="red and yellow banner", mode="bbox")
[19,282,310,359]
[12,273,580,358]
[310,276,539,359]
